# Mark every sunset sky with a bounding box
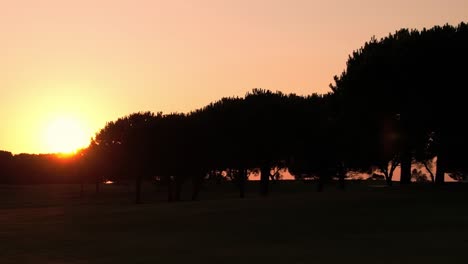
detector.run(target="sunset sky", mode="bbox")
[1,0,467,154]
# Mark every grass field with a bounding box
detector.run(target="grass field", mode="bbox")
[1,181,468,264]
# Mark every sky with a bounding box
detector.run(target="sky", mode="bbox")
[1,0,467,154]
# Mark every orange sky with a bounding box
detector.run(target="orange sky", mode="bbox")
[1,0,467,154]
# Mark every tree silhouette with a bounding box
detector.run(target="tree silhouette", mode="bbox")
[0,150,13,183]
[330,22,468,185]
[3,22,467,206]
[93,111,159,203]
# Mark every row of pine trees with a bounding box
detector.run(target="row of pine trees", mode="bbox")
[1,23,467,203]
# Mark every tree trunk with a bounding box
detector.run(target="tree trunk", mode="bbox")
[383,169,393,187]
[260,165,270,196]
[338,164,345,190]
[423,161,435,183]
[385,176,393,186]
[399,111,412,185]
[338,173,345,190]
[167,176,174,202]
[435,154,445,185]
[400,150,412,184]
[317,175,324,192]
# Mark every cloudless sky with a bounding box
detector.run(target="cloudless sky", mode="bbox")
[1,0,467,154]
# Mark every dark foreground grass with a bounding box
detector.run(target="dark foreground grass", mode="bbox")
[1,181,468,264]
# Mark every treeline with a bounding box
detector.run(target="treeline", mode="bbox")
[81,90,331,202]
[0,151,78,184]
[1,22,467,202]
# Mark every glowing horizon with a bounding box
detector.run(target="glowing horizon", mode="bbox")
[1,0,467,154]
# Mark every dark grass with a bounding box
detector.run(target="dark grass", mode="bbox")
[1,181,468,264]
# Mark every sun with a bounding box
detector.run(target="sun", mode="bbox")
[42,116,90,155]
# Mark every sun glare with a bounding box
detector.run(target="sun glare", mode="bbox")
[42,116,90,155]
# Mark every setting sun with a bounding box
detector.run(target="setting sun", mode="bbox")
[42,116,90,154]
